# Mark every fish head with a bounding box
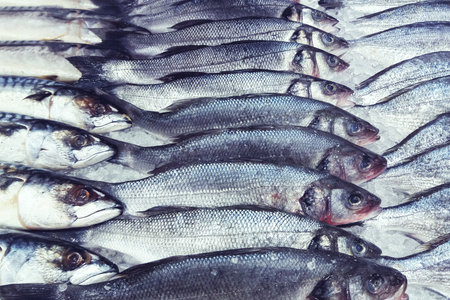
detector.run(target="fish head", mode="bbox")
[315,31,349,54]
[17,173,122,229]
[287,4,338,33]
[27,123,115,169]
[315,50,349,78]
[0,232,118,285]
[308,80,354,107]
[299,177,381,225]
[318,146,387,184]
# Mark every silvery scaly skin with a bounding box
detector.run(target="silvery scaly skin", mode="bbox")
[346,22,450,72]
[126,0,339,33]
[123,94,379,146]
[0,0,100,10]
[112,127,387,184]
[87,162,382,224]
[350,76,450,150]
[0,230,118,285]
[351,1,450,37]
[37,206,382,269]
[0,248,408,300]
[383,114,450,167]
[361,145,450,205]
[69,41,349,85]
[0,164,122,230]
[106,70,355,110]
[353,52,450,106]
[114,18,348,58]
[319,0,434,14]
[0,76,132,133]
[0,113,115,170]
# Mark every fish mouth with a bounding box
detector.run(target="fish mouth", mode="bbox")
[73,201,123,228]
[90,114,133,134]
[73,149,115,168]
[76,271,118,285]
[364,156,387,182]
[356,131,380,147]
[388,282,408,300]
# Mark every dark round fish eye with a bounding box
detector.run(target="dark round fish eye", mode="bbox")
[311,10,325,21]
[351,241,366,256]
[76,188,90,205]
[347,122,362,135]
[327,55,339,67]
[367,273,385,294]
[93,104,107,116]
[348,193,362,206]
[70,135,88,150]
[322,33,335,45]
[62,249,88,270]
[324,83,337,95]
[359,156,372,171]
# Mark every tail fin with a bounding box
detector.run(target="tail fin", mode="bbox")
[0,283,61,300]
[67,56,111,87]
[90,0,139,17]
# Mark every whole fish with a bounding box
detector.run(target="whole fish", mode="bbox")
[348,184,449,245]
[319,0,434,14]
[69,41,349,85]
[347,22,450,72]
[350,76,450,150]
[0,164,122,229]
[0,230,118,285]
[111,18,349,58]
[37,206,382,268]
[110,127,387,183]
[0,0,101,10]
[0,76,131,133]
[384,114,450,167]
[0,113,115,170]
[85,161,382,224]
[119,94,379,146]
[353,52,450,106]
[126,0,339,33]
[361,145,449,205]
[105,70,355,110]
[0,248,408,300]
[351,1,450,37]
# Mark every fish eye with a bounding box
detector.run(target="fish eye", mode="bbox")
[311,10,325,21]
[367,273,385,294]
[72,187,91,205]
[322,33,335,45]
[351,241,367,256]
[323,83,337,95]
[327,55,339,67]
[62,249,90,270]
[70,135,88,150]
[347,122,362,135]
[348,193,362,206]
[93,104,107,116]
[359,156,372,171]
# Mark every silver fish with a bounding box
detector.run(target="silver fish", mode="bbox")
[111,127,387,184]
[121,94,379,146]
[384,114,450,167]
[69,41,349,85]
[127,0,339,33]
[112,18,348,58]
[353,52,450,106]
[0,76,131,133]
[319,0,435,15]
[0,113,115,170]
[0,0,101,10]
[106,70,355,110]
[0,164,122,229]
[37,206,382,268]
[0,248,408,300]
[0,230,118,285]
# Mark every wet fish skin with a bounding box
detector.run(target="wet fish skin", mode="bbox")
[0,76,132,133]
[106,70,355,110]
[319,0,434,14]
[0,230,118,285]
[0,113,115,170]
[0,248,408,300]
[0,164,122,229]
[353,52,450,106]
[114,127,387,184]
[384,113,450,167]
[69,41,349,85]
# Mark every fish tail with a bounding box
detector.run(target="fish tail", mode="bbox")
[67,56,110,87]
[0,283,62,300]
[90,0,138,16]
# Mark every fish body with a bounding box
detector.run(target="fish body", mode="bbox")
[0,230,118,285]
[106,70,355,110]
[69,41,349,85]
[0,248,408,300]
[0,76,131,133]
[0,113,115,170]
[0,0,100,10]
[319,0,435,14]
[353,52,450,106]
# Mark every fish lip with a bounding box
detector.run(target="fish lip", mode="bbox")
[364,156,387,181]
[73,205,122,227]
[355,132,380,147]
[90,114,133,134]
[73,149,115,168]
[76,271,118,285]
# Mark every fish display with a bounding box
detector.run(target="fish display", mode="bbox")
[319,0,435,15]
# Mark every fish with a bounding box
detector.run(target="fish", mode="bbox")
[0,0,102,10]
[346,22,450,72]
[361,145,449,206]
[383,114,450,167]
[126,0,339,33]
[69,41,349,85]
[0,113,115,170]
[0,76,131,133]
[109,127,387,184]
[318,0,434,15]
[117,94,379,146]
[349,76,450,151]
[108,18,349,58]
[351,1,450,38]
[105,70,355,110]
[0,247,408,300]
[0,164,123,229]
[353,52,450,106]
[0,230,118,285]
[83,161,382,224]
[347,184,449,246]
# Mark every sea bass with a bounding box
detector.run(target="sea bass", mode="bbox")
[319,0,434,15]
[69,41,349,85]
[0,230,118,285]
[0,76,131,133]
[105,70,355,110]
[0,248,408,300]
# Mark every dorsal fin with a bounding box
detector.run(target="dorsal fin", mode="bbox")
[153,45,209,58]
[24,91,52,101]
[170,19,215,30]
[158,72,210,82]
